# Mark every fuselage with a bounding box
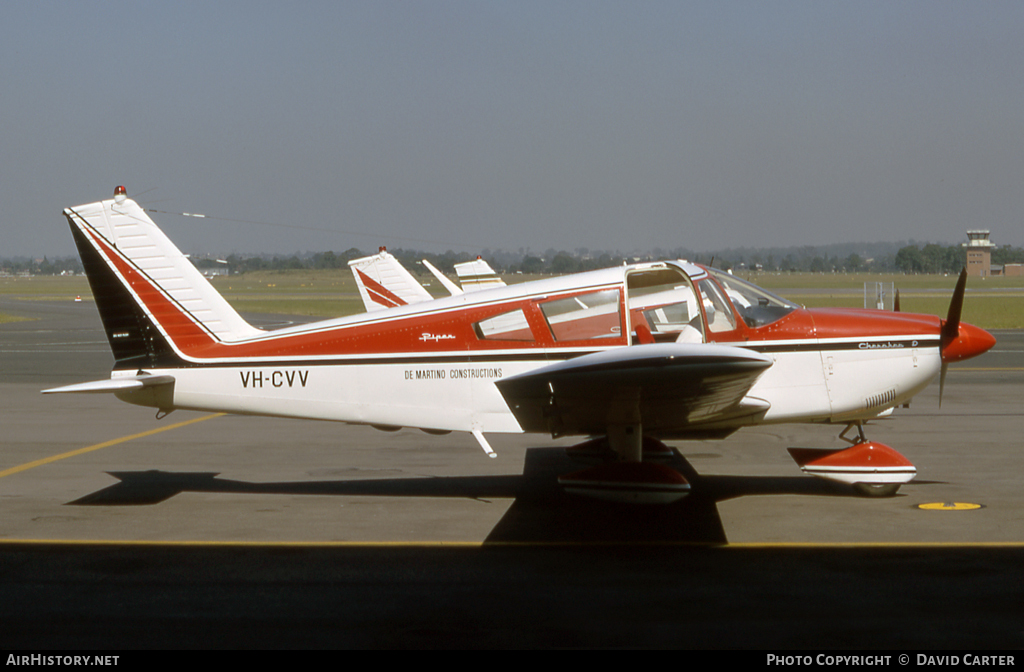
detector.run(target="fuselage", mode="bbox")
[112,258,963,434]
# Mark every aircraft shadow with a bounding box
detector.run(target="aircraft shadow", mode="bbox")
[64,447,899,543]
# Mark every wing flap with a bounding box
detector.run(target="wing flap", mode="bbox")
[495,343,772,436]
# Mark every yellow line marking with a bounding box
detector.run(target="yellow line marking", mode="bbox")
[0,413,225,479]
[725,541,1024,548]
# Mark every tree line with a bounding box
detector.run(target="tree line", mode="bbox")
[6,242,1024,277]
[201,242,1024,276]
[0,256,83,275]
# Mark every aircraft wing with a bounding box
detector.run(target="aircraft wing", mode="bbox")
[495,343,772,437]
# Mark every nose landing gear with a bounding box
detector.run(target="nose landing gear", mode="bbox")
[788,422,917,497]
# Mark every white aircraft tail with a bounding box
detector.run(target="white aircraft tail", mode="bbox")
[454,257,506,292]
[348,248,433,312]
[63,187,263,369]
[350,252,506,313]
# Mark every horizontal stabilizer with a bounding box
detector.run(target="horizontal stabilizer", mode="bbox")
[43,374,175,395]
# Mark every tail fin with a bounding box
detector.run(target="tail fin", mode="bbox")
[454,257,506,292]
[64,188,262,369]
[348,247,433,312]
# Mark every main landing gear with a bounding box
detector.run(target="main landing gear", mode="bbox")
[787,422,917,497]
[557,425,691,505]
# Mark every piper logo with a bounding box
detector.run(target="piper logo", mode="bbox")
[419,333,456,343]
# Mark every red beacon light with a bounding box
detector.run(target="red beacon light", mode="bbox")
[113,185,127,204]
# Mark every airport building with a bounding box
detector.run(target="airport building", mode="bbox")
[963,230,996,277]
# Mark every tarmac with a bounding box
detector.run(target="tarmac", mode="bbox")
[2,295,1023,648]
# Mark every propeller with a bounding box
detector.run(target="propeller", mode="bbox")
[893,289,900,312]
[938,268,968,406]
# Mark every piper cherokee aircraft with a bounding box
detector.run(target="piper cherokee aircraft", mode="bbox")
[45,187,996,503]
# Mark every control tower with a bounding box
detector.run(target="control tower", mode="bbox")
[963,230,995,277]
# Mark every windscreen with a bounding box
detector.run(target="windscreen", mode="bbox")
[706,268,799,329]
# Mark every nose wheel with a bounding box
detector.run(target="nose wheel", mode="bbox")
[851,482,903,498]
[788,422,917,497]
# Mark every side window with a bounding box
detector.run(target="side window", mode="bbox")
[697,279,737,333]
[474,309,535,341]
[539,289,622,341]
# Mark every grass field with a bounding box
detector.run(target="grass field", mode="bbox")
[0,276,94,324]
[2,271,1021,328]
[744,273,1024,329]
[740,272,1024,291]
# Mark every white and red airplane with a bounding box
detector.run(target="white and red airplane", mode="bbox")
[45,187,996,503]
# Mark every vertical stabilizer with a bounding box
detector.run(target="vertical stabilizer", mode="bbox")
[454,257,506,292]
[65,189,263,366]
[348,247,433,312]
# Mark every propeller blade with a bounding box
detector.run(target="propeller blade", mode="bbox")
[935,268,996,406]
[893,289,900,312]
[941,268,968,349]
[939,268,977,407]
[939,362,948,408]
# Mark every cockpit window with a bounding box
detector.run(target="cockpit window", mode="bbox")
[706,268,798,328]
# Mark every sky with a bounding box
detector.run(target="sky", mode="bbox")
[2,1,1023,258]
